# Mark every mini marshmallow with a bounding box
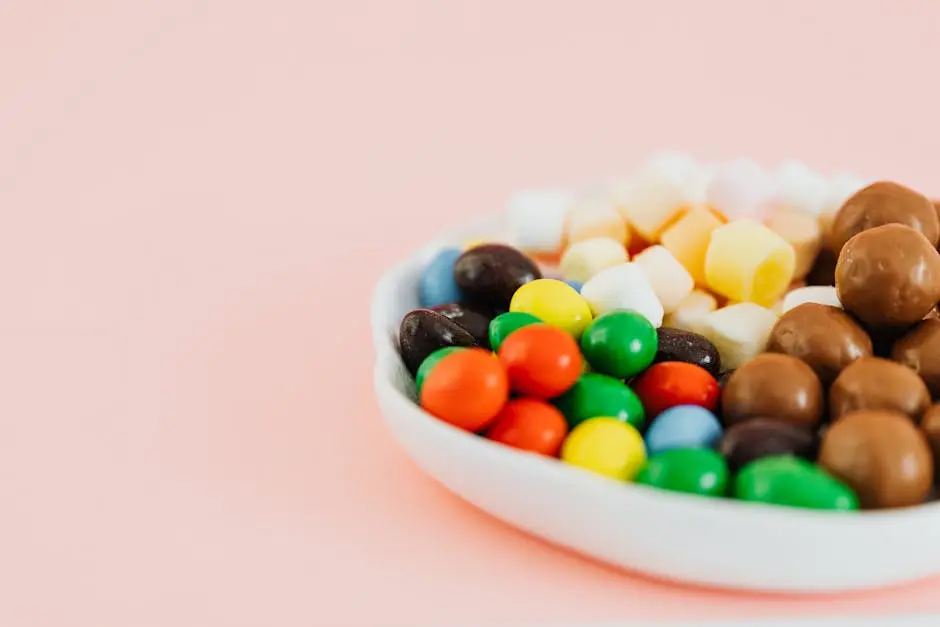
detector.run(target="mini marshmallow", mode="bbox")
[559,237,628,284]
[565,198,630,246]
[659,205,725,285]
[765,210,822,280]
[581,262,664,327]
[704,219,796,307]
[705,159,776,220]
[663,289,718,333]
[698,303,778,370]
[781,285,842,314]
[507,188,573,254]
[633,245,695,314]
[772,161,829,216]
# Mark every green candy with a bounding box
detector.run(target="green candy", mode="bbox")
[488,311,541,352]
[580,310,658,378]
[636,448,729,498]
[415,346,466,394]
[553,372,645,430]
[734,456,859,511]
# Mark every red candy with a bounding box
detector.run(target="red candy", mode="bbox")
[420,348,509,431]
[631,361,720,418]
[497,324,583,398]
[485,398,569,456]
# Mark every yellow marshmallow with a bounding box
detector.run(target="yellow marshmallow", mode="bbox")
[560,237,629,284]
[660,206,725,285]
[765,211,821,281]
[704,220,796,308]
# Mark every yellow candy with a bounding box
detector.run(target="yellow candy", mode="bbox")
[704,220,796,307]
[510,278,593,339]
[561,417,647,481]
[765,210,821,281]
[660,206,725,285]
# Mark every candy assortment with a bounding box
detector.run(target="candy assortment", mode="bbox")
[396,153,940,512]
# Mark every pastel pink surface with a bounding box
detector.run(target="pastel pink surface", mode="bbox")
[2,1,940,625]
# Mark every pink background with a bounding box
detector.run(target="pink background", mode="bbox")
[2,1,940,625]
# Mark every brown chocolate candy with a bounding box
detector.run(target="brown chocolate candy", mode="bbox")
[453,244,541,310]
[398,309,477,375]
[835,224,940,328]
[766,303,872,387]
[828,181,939,254]
[920,403,940,479]
[718,417,817,472]
[804,248,837,287]
[720,353,824,429]
[818,410,933,509]
[430,302,493,348]
[829,356,930,421]
[891,319,940,398]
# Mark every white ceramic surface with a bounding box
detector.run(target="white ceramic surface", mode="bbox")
[370,213,940,594]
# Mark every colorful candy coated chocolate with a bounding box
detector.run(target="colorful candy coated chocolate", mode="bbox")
[454,243,542,310]
[718,418,817,472]
[553,373,645,429]
[430,302,493,348]
[560,417,647,481]
[419,248,465,308]
[415,346,466,395]
[643,405,723,456]
[580,310,658,379]
[488,311,541,352]
[420,348,509,432]
[498,324,582,398]
[399,309,477,375]
[631,362,720,419]
[653,327,721,376]
[734,456,859,511]
[485,398,568,457]
[636,448,729,497]
[509,278,593,339]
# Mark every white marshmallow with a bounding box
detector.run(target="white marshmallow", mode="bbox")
[772,161,829,216]
[632,245,695,314]
[705,159,776,220]
[560,237,628,284]
[507,188,573,254]
[699,303,778,370]
[581,262,664,328]
[663,289,718,333]
[781,285,842,314]
[818,173,871,239]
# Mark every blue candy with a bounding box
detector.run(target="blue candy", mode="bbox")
[564,279,583,293]
[419,248,465,308]
[644,405,723,456]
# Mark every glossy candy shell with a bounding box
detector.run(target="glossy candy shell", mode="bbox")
[373,211,940,593]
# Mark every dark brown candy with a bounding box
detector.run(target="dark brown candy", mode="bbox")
[430,303,493,348]
[828,181,939,254]
[804,248,837,286]
[453,244,541,310]
[721,353,824,430]
[892,319,940,398]
[818,410,933,509]
[766,303,872,387]
[653,327,721,376]
[829,356,930,422]
[398,309,477,375]
[835,224,940,328]
[718,418,817,472]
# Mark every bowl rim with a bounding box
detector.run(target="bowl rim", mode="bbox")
[370,211,940,524]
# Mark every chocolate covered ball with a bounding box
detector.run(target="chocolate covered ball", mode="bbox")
[766,303,872,387]
[835,224,940,328]
[721,353,824,429]
[892,319,940,398]
[818,410,933,509]
[829,356,930,422]
[829,181,939,254]
[920,403,940,479]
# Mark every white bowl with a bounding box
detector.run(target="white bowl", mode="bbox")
[370,212,940,594]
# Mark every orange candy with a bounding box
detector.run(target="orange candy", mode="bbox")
[498,324,582,398]
[486,398,569,456]
[420,348,509,431]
